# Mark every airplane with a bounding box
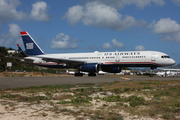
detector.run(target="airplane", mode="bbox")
[65,70,88,75]
[98,70,107,75]
[156,69,180,77]
[20,31,176,77]
[17,44,68,68]
[66,69,75,75]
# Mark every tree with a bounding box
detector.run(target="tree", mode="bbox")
[0,46,8,57]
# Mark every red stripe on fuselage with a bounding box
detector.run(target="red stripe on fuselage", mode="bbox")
[103,62,162,67]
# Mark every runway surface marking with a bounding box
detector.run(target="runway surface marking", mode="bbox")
[119,77,132,80]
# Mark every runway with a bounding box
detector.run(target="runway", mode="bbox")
[0,75,180,89]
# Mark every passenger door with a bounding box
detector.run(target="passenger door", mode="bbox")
[151,53,156,61]
[115,51,120,62]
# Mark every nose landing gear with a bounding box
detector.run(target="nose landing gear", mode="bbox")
[149,67,156,77]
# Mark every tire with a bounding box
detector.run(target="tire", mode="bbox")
[74,73,83,77]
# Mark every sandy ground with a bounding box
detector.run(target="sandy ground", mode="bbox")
[0,72,178,120]
[0,91,164,120]
[0,99,76,120]
[0,100,163,120]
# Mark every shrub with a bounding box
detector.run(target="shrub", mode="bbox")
[175,102,180,107]
[103,95,121,102]
[142,86,153,89]
[113,88,121,94]
[123,88,130,92]
[128,96,145,107]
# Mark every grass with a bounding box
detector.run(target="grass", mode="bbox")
[1,94,49,103]
[0,80,180,119]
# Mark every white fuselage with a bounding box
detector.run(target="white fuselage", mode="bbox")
[35,51,175,68]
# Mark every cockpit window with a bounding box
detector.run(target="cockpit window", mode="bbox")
[161,56,170,58]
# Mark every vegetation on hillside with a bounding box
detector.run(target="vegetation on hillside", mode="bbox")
[0,46,59,73]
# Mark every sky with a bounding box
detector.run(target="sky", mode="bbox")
[0,0,180,65]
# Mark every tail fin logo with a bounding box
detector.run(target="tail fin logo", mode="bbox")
[26,43,34,49]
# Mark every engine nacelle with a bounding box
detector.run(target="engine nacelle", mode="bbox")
[80,63,99,72]
[101,66,121,73]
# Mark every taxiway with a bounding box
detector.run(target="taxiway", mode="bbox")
[0,76,180,89]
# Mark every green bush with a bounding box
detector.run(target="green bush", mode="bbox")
[142,86,153,89]
[113,88,121,94]
[128,96,145,107]
[123,88,130,91]
[175,102,180,107]
[103,95,121,102]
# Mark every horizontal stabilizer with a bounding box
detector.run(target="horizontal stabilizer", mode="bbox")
[17,44,27,56]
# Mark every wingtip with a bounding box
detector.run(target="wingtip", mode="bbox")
[17,44,20,47]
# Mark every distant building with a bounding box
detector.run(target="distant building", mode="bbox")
[122,70,131,73]
[7,50,19,54]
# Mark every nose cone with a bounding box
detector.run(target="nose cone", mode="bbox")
[170,59,176,66]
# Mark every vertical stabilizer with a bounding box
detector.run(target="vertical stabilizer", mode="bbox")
[20,31,44,56]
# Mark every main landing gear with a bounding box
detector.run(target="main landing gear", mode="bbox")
[88,72,96,76]
[149,67,156,77]
[74,72,96,77]
[74,72,83,77]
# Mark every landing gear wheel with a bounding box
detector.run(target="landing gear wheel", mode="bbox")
[88,72,96,76]
[74,73,83,77]
[149,74,154,77]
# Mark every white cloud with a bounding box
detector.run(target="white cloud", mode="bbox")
[65,5,84,25]
[159,33,180,42]
[151,0,165,6]
[64,2,146,31]
[84,0,165,9]
[102,39,124,50]
[112,39,124,48]
[149,18,180,34]
[102,43,112,50]
[0,23,22,46]
[123,0,165,8]
[83,43,99,51]
[82,2,121,28]
[149,18,180,42]
[0,0,27,26]
[0,0,52,26]
[30,1,51,22]
[51,33,79,49]
[172,0,180,6]
[134,45,145,51]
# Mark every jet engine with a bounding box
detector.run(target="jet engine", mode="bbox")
[80,63,100,72]
[101,66,121,73]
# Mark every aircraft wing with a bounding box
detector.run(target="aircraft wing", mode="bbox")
[41,57,85,67]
